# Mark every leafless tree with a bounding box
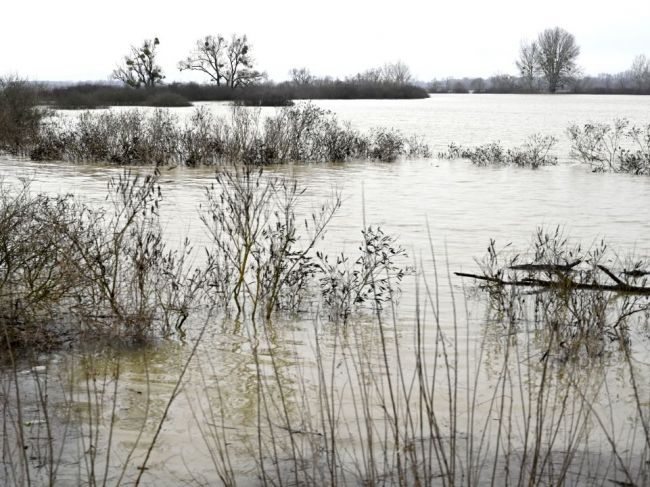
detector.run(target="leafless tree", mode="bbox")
[629,54,650,91]
[351,61,413,85]
[353,67,384,83]
[178,34,263,88]
[178,35,227,85]
[112,38,164,88]
[535,27,580,93]
[382,61,413,85]
[223,34,263,88]
[516,40,539,91]
[289,67,314,85]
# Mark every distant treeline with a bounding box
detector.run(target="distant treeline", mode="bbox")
[39,79,428,109]
[430,72,650,95]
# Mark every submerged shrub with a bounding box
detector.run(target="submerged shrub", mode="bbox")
[0,76,46,154]
[317,226,409,321]
[440,134,558,168]
[0,183,81,348]
[200,167,410,321]
[32,109,182,165]
[201,166,340,319]
[368,128,406,161]
[0,172,204,349]
[460,227,650,359]
[28,103,430,166]
[568,118,650,174]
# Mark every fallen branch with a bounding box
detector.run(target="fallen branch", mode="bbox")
[454,269,650,295]
[509,260,581,272]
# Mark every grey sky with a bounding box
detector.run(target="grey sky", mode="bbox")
[2,0,649,82]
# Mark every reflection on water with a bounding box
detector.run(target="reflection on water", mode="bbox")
[2,96,650,485]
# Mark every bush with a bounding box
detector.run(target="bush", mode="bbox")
[568,118,650,174]
[0,76,46,153]
[0,172,203,349]
[440,134,558,168]
[29,103,431,165]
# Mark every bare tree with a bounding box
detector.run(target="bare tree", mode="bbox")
[353,67,384,83]
[289,67,314,85]
[113,38,164,88]
[535,27,580,93]
[516,40,539,91]
[382,61,413,85]
[629,54,650,91]
[178,35,227,85]
[223,34,263,88]
[352,61,413,85]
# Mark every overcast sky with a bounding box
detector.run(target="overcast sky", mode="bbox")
[2,0,649,83]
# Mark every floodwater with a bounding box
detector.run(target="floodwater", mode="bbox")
[2,94,650,485]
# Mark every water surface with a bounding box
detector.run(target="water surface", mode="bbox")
[2,94,650,485]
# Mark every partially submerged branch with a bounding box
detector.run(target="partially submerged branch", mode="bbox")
[455,266,650,295]
[456,227,650,351]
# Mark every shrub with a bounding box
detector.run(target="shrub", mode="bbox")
[440,134,558,168]
[0,76,46,154]
[0,172,204,349]
[29,103,431,165]
[201,166,340,318]
[568,118,650,174]
[317,226,409,321]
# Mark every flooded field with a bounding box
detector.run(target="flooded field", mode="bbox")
[2,95,650,486]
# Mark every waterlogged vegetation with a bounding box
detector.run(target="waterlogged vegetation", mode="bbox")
[0,78,429,165]
[2,177,650,484]
[568,118,650,174]
[440,134,558,168]
[0,168,413,350]
[443,121,650,175]
[2,73,650,485]
[6,76,650,176]
[0,172,202,348]
[30,104,430,165]
[0,77,47,154]
[459,227,650,352]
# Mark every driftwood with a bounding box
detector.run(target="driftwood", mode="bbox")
[509,260,581,272]
[622,269,650,278]
[455,263,650,295]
